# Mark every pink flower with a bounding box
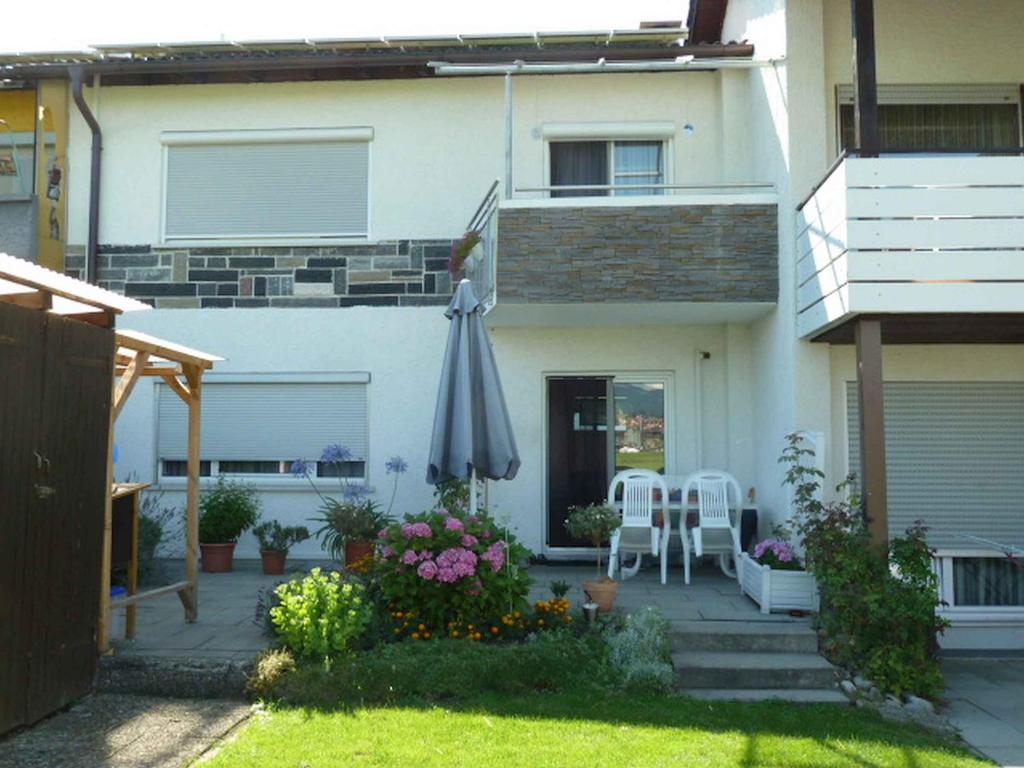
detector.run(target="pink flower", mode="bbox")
[461,534,478,547]
[435,547,478,582]
[444,516,464,532]
[381,545,396,559]
[378,527,390,540]
[481,529,492,539]
[401,522,432,539]
[417,560,438,580]
[480,540,507,572]
[401,549,419,566]
[467,516,479,525]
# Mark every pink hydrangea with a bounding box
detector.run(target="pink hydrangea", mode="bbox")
[435,547,478,583]
[444,516,464,532]
[378,527,390,540]
[417,560,438,580]
[467,516,479,525]
[481,529,492,539]
[401,549,419,566]
[401,522,433,539]
[480,540,507,572]
[381,545,396,559]
[461,534,478,547]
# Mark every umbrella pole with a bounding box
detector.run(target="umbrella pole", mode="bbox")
[470,467,478,515]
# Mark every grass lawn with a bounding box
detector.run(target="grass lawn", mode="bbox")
[205,691,987,768]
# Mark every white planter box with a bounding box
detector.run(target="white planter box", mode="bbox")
[739,553,820,614]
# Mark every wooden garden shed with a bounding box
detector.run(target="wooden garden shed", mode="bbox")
[0,253,219,733]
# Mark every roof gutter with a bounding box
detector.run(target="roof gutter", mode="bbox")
[70,67,101,284]
[428,56,777,76]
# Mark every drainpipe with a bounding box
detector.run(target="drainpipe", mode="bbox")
[70,67,101,283]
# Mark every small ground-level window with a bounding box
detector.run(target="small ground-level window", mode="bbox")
[951,557,1024,607]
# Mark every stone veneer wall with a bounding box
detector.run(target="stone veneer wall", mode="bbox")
[495,204,779,304]
[64,240,457,308]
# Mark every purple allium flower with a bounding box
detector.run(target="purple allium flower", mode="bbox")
[290,459,311,476]
[444,516,464,532]
[385,456,409,475]
[417,560,438,580]
[321,444,353,464]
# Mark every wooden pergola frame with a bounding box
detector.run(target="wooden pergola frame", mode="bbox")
[99,329,221,652]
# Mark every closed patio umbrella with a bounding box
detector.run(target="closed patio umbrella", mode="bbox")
[427,279,520,513]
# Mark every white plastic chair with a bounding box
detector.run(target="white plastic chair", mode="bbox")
[681,470,743,582]
[607,469,670,585]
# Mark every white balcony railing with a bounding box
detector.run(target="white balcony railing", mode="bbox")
[796,155,1024,338]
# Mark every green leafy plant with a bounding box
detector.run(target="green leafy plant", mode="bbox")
[313,496,387,558]
[253,520,310,555]
[138,491,182,585]
[433,478,471,514]
[550,580,571,599]
[376,508,532,632]
[780,433,948,698]
[605,607,674,691]
[566,503,621,579]
[198,477,260,544]
[270,568,371,658]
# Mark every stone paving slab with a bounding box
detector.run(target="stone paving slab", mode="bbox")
[0,694,250,768]
[943,659,1024,767]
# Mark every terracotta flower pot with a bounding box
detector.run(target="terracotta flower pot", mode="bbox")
[260,549,287,575]
[344,540,374,567]
[583,578,620,613]
[200,542,236,573]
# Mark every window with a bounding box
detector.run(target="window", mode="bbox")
[549,140,665,197]
[950,557,1024,608]
[836,85,1021,153]
[614,382,666,474]
[157,377,369,483]
[162,128,371,241]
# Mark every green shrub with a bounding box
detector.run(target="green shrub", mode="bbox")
[199,477,260,544]
[376,508,532,632]
[313,497,388,558]
[252,520,310,554]
[781,434,948,698]
[251,632,611,707]
[270,568,371,658]
[606,607,674,691]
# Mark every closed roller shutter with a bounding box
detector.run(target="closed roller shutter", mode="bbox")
[164,139,369,239]
[158,382,368,462]
[847,382,1024,548]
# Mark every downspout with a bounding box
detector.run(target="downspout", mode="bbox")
[70,67,101,283]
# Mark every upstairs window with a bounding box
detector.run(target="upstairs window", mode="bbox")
[837,85,1021,153]
[549,140,665,198]
[162,128,371,241]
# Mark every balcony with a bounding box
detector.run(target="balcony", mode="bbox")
[465,183,779,326]
[797,155,1024,340]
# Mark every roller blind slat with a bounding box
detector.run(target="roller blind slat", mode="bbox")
[158,382,368,461]
[847,382,1024,548]
[164,141,369,239]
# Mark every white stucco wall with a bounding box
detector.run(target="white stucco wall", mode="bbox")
[67,71,743,247]
[115,308,759,558]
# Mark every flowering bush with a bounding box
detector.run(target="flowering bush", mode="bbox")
[753,538,803,571]
[270,568,371,658]
[377,507,532,632]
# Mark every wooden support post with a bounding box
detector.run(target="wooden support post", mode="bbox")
[126,489,140,640]
[112,351,149,421]
[184,364,202,622]
[851,0,880,157]
[98,382,116,654]
[855,318,889,551]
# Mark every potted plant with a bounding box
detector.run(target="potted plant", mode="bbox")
[312,491,388,566]
[739,537,819,614]
[566,503,622,613]
[198,477,260,573]
[252,520,310,575]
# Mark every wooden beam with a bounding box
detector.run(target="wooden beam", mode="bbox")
[115,364,184,377]
[98,379,116,654]
[109,581,191,610]
[112,351,149,421]
[160,372,193,404]
[0,290,52,310]
[64,309,114,327]
[116,328,221,370]
[855,318,889,551]
[851,0,880,157]
[184,364,203,622]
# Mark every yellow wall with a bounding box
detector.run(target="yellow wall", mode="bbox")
[35,81,69,271]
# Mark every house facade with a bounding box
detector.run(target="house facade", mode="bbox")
[1,0,1020,650]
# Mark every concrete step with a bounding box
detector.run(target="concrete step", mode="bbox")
[97,654,253,700]
[670,620,818,654]
[686,688,850,704]
[673,651,838,690]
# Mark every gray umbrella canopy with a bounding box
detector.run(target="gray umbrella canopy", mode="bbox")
[427,279,520,490]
